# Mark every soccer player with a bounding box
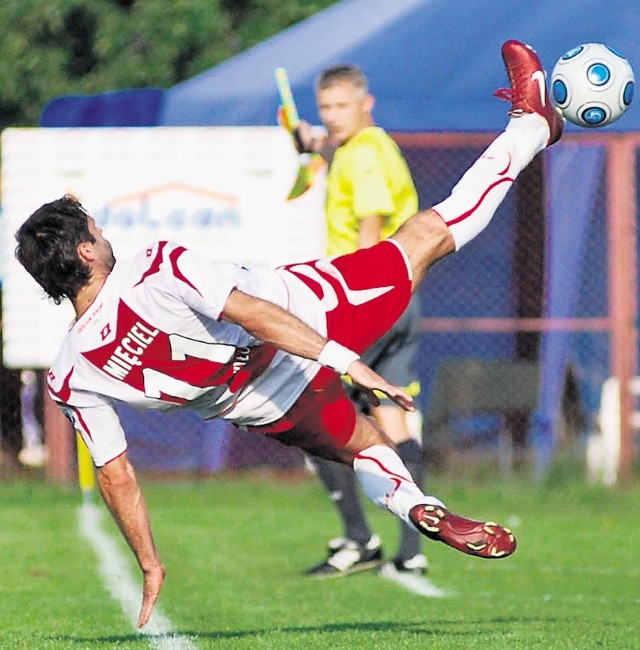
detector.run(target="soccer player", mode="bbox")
[14,40,562,628]
[293,65,429,583]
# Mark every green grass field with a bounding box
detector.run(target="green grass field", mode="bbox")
[1,470,639,649]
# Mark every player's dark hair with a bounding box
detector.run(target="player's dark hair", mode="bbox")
[15,195,95,304]
[316,65,369,93]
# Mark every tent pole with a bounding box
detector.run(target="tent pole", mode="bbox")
[607,135,638,483]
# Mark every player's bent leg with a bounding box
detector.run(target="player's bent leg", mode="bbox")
[338,411,393,462]
[245,391,387,577]
[351,441,444,520]
[253,379,517,562]
[350,436,517,561]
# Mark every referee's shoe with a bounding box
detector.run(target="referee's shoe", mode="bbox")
[304,534,383,578]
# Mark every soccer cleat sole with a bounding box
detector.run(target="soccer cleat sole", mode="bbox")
[410,504,517,559]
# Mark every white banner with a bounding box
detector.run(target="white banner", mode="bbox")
[1,126,326,368]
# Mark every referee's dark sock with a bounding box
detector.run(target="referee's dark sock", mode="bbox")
[396,438,427,562]
[312,456,373,546]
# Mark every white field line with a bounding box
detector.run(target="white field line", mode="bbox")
[78,502,198,650]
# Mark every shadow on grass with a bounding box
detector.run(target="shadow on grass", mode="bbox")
[48,615,586,645]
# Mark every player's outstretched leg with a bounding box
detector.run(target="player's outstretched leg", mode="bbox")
[431,38,564,252]
[408,504,516,559]
[391,39,564,289]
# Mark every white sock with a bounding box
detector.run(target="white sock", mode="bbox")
[353,444,445,525]
[433,113,549,250]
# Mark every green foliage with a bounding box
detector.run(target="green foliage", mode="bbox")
[0,0,338,128]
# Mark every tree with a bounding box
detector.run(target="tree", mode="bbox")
[0,0,337,128]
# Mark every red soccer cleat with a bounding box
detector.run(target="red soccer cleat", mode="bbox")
[409,504,517,559]
[494,39,564,145]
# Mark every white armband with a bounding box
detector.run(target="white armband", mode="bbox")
[317,340,360,375]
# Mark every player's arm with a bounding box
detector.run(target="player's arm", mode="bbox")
[221,289,414,411]
[222,288,325,360]
[97,452,165,628]
[51,386,163,628]
[358,214,385,248]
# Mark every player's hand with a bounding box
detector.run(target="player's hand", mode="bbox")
[137,563,166,628]
[346,359,415,411]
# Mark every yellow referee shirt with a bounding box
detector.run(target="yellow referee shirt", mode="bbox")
[325,126,418,256]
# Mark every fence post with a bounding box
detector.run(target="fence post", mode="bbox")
[608,135,638,483]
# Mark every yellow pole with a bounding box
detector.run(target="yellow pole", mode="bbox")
[76,433,95,503]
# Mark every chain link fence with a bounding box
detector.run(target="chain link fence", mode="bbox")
[399,133,612,472]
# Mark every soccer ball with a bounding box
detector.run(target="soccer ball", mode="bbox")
[551,43,635,128]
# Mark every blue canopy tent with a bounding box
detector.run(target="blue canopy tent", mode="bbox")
[40,0,639,473]
[42,0,640,132]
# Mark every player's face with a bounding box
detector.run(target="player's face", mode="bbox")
[87,217,116,271]
[317,81,374,144]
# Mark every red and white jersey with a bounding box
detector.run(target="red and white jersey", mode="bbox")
[48,241,324,466]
